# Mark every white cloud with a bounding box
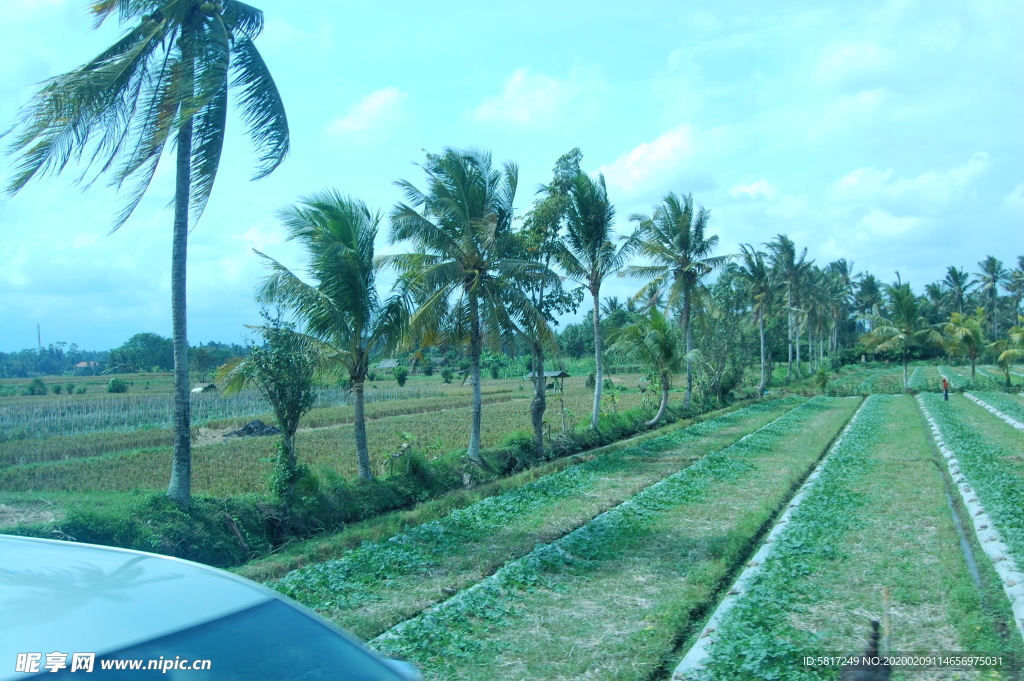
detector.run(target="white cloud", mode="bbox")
[1004,182,1024,212]
[598,125,695,195]
[832,152,991,211]
[817,43,892,89]
[730,179,776,199]
[470,68,603,127]
[858,208,922,237]
[325,87,408,140]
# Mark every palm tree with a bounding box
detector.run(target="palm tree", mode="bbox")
[992,320,1024,387]
[861,283,942,389]
[942,311,986,384]
[976,256,1009,337]
[385,148,536,464]
[555,171,632,430]
[627,192,725,408]
[766,235,811,383]
[729,244,774,395]
[254,192,407,480]
[608,308,685,427]
[3,0,289,510]
[943,266,976,316]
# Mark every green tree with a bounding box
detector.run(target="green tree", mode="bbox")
[767,235,813,383]
[608,308,685,427]
[942,310,986,383]
[255,192,407,481]
[385,148,535,464]
[4,0,289,510]
[219,315,316,503]
[393,365,409,386]
[728,244,775,395]
[628,193,723,408]
[555,171,632,430]
[942,266,976,316]
[861,283,942,389]
[976,256,1009,337]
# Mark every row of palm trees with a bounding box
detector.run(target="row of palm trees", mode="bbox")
[861,281,1024,389]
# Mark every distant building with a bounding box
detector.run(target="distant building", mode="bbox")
[74,361,99,368]
[190,383,219,394]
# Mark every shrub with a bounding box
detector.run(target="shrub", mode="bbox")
[76,387,87,394]
[51,384,63,395]
[424,363,434,377]
[441,367,455,384]
[106,378,128,393]
[367,371,377,382]
[393,366,409,387]
[27,378,47,396]
[586,373,595,390]
[66,383,75,394]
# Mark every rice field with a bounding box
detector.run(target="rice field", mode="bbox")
[4,363,1024,677]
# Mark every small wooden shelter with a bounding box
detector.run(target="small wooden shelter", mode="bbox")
[525,370,570,394]
[191,383,219,394]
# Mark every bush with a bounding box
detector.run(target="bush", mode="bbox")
[424,363,434,377]
[76,387,87,394]
[393,366,409,387]
[66,383,75,394]
[106,378,128,393]
[441,367,455,384]
[27,378,47,396]
[51,384,63,395]
[367,371,377,382]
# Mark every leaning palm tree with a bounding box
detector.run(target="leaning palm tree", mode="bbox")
[255,192,407,480]
[555,171,632,430]
[976,256,1009,337]
[385,148,540,464]
[627,192,725,408]
[3,0,289,510]
[608,308,686,427]
[729,244,775,395]
[861,283,942,389]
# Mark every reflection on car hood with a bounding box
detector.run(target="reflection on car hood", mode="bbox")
[0,536,270,670]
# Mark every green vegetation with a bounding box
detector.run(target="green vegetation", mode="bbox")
[368,397,857,680]
[274,397,802,639]
[700,395,1020,679]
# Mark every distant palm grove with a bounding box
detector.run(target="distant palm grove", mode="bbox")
[4,1,1024,513]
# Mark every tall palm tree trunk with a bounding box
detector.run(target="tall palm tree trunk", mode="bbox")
[353,378,371,480]
[684,287,693,408]
[591,286,603,430]
[167,100,194,510]
[530,342,546,460]
[786,287,793,383]
[901,346,909,390]
[758,312,767,396]
[795,317,801,378]
[647,372,670,427]
[468,295,484,463]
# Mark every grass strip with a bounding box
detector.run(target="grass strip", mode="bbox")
[968,391,1024,428]
[920,393,1024,573]
[369,397,857,680]
[697,395,1018,680]
[271,397,803,640]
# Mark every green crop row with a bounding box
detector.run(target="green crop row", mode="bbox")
[272,396,804,639]
[368,397,854,678]
[921,393,1024,563]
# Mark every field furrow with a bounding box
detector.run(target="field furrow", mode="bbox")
[271,397,803,640]
[368,397,858,680]
[692,394,1020,680]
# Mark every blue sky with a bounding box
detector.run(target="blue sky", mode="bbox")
[1,0,1022,352]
